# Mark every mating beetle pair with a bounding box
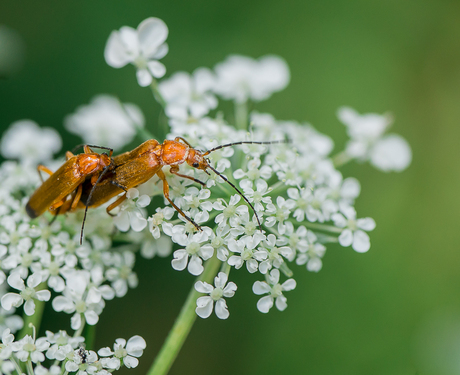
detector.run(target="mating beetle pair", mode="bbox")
[26,138,286,243]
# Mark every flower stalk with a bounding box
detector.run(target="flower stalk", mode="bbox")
[147,255,221,375]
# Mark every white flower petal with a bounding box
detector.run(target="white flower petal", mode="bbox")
[338,229,353,247]
[147,61,166,78]
[136,68,153,87]
[195,281,213,294]
[195,297,213,318]
[275,295,287,311]
[352,230,371,253]
[35,290,51,302]
[138,18,169,57]
[357,217,376,231]
[252,281,270,295]
[1,293,23,310]
[124,355,139,368]
[215,299,229,319]
[257,295,273,313]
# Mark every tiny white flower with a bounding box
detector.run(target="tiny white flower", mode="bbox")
[252,269,296,313]
[370,134,412,172]
[195,272,237,319]
[105,17,169,86]
[98,335,146,369]
[233,158,272,186]
[171,231,214,276]
[159,68,217,120]
[227,234,266,273]
[65,348,98,375]
[265,196,295,234]
[1,273,51,316]
[65,95,144,149]
[12,334,50,363]
[113,188,150,232]
[332,204,376,253]
[258,234,294,274]
[214,195,248,228]
[214,55,290,103]
[0,120,61,166]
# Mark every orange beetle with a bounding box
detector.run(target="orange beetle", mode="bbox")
[26,145,114,219]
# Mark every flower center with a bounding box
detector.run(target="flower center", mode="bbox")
[241,249,253,260]
[48,261,60,276]
[120,265,131,280]
[347,219,358,231]
[271,284,283,297]
[186,242,200,255]
[210,287,223,300]
[23,342,36,352]
[75,300,87,314]
[244,222,256,235]
[289,234,299,248]
[21,253,33,268]
[247,169,260,180]
[297,198,308,210]
[21,287,35,301]
[211,237,224,249]
[114,347,128,358]
[223,205,236,218]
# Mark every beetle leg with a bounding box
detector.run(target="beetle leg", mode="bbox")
[106,194,127,216]
[157,170,201,231]
[37,165,54,183]
[174,136,192,147]
[70,184,83,211]
[83,145,93,154]
[110,181,128,192]
[65,151,74,160]
[170,166,206,187]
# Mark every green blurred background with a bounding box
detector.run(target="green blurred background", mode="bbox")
[1,1,460,374]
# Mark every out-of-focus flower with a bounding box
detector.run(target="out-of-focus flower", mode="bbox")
[65,95,144,149]
[105,17,169,86]
[0,120,61,166]
[158,68,217,120]
[213,55,290,103]
[337,107,412,172]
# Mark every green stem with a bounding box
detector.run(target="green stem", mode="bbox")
[74,316,86,338]
[234,101,248,131]
[331,151,352,167]
[149,79,169,139]
[26,360,33,375]
[147,255,221,375]
[150,79,167,109]
[303,222,343,234]
[18,298,46,339]
[10,357,23,375]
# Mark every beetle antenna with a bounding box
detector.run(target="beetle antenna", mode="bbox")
[206,164,263,232]
[80,160,113,245]
[203,139,289,156]
[72,144,114,156]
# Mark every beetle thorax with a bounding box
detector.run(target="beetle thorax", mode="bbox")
[160,140,189,166]
[78,154,109,175]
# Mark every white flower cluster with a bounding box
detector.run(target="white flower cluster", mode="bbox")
[0,327,145,375]
[0,16,412,373]
[0,126,149,373]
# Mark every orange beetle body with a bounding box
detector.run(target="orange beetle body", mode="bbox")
[26,146,113,218]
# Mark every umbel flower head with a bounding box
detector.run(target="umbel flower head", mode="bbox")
[0,15,412,375]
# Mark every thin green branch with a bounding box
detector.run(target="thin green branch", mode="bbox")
[147,255,221,375]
